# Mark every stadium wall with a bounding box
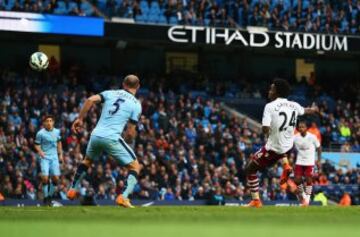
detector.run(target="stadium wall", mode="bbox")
[1,12,360,78]
[1,11,360,54]
[0,41,358,82]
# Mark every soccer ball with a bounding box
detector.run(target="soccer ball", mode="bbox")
[29,52,49,71]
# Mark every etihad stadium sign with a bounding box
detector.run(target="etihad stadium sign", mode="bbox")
[168,25,348,51]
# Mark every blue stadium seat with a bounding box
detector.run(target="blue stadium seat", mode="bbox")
[279,10,286,18]
[341,20,349,31]
[352,9,358,19]
[237,8,243,26]
[303,0,310,10]
[150,1,159,8]
[140,0,148,9]
[68,2,78,11]
[149,8,160,16]
[312,12,318,20]
[289,17,296,25]
[147,14,159,23]
[283,0,291,10]
[115,0,122,6]
[81,2,94,16]
[135,14,146,23]
[141,6,150,15]
[292,0,298,9]
[169,16,178,25]
[211,124,217,130]
[54,1,67,15]
[96,0,107,11]
[158,15,167,24]
[270,0,277,10]
[5,0,15,10]
[204,18,210,26]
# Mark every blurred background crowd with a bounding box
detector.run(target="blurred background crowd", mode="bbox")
[1,0,360,34]
[0,66,359,204]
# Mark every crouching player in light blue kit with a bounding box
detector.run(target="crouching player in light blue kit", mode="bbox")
[67,75,142,208]
[34,115,63,206]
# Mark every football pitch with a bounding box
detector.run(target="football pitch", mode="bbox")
[1,206,359,237]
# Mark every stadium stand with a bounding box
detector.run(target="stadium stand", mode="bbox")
[0,67,359,204]
[1,0,360,34]
[0,0,97,17]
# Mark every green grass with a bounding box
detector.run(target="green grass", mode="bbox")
[1,206,359,237]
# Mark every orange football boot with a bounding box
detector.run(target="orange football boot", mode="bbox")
[245,199,263,208]
[67,188,78,200]
[280,164,293,185]
[116,194,134,208]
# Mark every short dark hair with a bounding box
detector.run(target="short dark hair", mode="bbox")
[273,79,291,98]
[297,119,308,128]
[42,114,55,122]
[123,75,140,89]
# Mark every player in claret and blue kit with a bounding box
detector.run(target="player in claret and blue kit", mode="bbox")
[34,115,63,206]
[245,79,319,207]
[293,120,322,206]
[67,75,142,208]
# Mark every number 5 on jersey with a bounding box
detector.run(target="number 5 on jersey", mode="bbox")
[109,98,125,115]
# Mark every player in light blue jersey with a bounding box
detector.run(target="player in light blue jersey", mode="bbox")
[67,75,142,208]
[34,115,63,206]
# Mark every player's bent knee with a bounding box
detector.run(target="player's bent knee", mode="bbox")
[83,157,93,167]
[51,176,59,183]
[42,176,49,183]
[294,177,302,184]
[127,160,140,174]
[245,161,258,175]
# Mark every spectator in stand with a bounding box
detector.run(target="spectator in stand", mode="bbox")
[308,121,322,143]
[341,141,352,152]
[339,121,352,139]
[339,192,352,206]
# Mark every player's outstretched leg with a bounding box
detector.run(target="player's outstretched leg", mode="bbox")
[116,160,140,208]
[67,159,92,200]
[244,161,262,208]
[280,157,292,185]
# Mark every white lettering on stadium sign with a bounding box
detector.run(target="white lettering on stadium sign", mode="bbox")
[168,26,348,52]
